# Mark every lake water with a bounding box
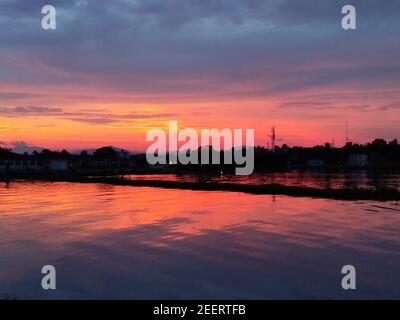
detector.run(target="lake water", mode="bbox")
[0,181,400,299]
[125,171,400,190]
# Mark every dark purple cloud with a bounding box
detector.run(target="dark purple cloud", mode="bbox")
[0,0,399,105]
[0,106,63,114]
[0,105,177,125]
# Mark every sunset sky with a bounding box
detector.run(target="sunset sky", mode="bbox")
[1,0,399,152]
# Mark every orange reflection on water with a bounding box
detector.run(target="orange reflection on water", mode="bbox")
[1,181,400,299]
[0,181,399,255]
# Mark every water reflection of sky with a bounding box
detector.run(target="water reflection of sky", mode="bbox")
[125,172,400,191]
[0,181,400,299]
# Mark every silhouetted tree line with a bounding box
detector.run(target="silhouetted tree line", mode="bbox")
[250,138,400,170]
[172,138,400,172]
[2,139,400,174]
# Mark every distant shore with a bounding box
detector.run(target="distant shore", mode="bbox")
[1,174,400,201]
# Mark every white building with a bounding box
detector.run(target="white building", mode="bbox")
[348,154,368,167]
[0,157,68,173]
[307,159,325,168]
[0,158,45,173]
[48,159,69,171]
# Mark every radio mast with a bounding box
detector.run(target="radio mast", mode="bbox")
[269,127,276,151]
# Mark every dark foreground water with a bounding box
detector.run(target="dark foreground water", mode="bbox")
[0,181,399,299]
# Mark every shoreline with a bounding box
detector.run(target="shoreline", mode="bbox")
[2,175,400,201]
